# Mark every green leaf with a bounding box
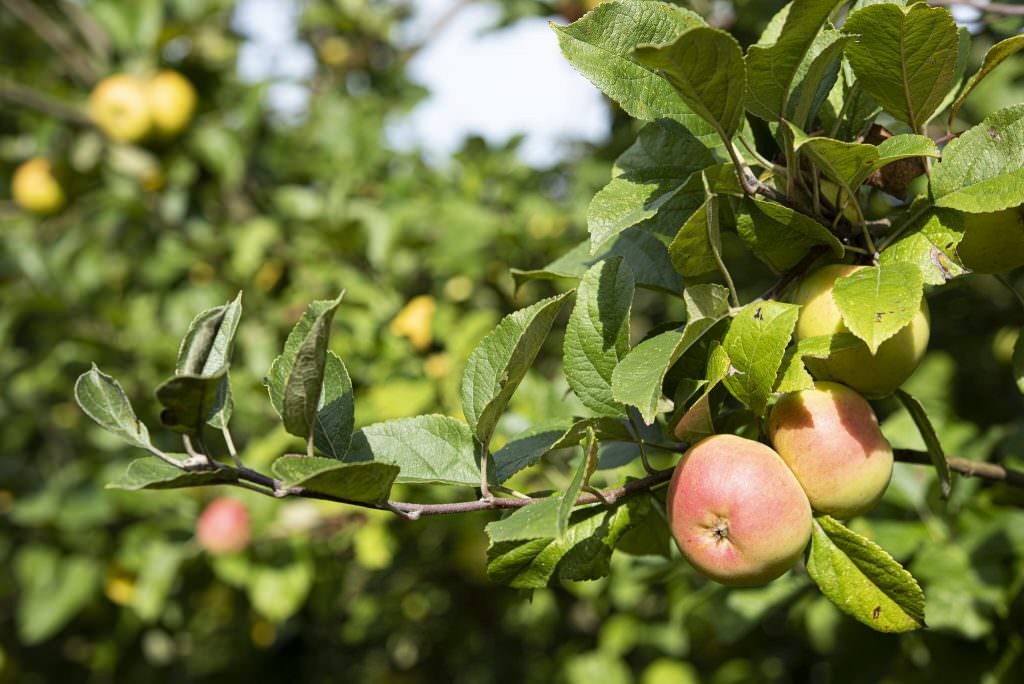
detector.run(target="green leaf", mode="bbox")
[674,341,730,442]
[175,306,227,376]
[950,34,1024,127]
[612,284,732,423]
[493,420,575,484]
[564,258,634,417]
[461,293,571,443]
[265,293,343,418]
[931,104,1024,213]
[807,515,926,633]
[878,208,965,285]
[895,390,952,499]
[789,31,852,130]
[345,414,480,486]
[15,546,102,645]
[722,301,800,416]
[511,228,682,295]
[552,1,715,141]
[487,496,649,589]
[487,448,588,543]
[74,365,151,450]
[614,118,718,177]
[175,292,242,377]
[203,293,243,429]
[492,418,629,483]
[831,264,923,354]
[634,26,746,141]
[271,456,398,505]
[486,497,564,543]
[588,170,704,251]
[155,369,228,434]
[843,2,959,130]
[820,59,881,141]
[735,197,844,272]
[107,457,237,490]
[282,292,344,442]
[312,351,355,459]
[775,333,864,393]
[745,0,846,122]
[668,199,719,279]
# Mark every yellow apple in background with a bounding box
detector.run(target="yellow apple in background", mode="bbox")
[792,264,930,397]
[389,295,437,351]
[88,74,152,143]
[956,208,1024,274]
[11,158,65,214]
[147,70,198,138]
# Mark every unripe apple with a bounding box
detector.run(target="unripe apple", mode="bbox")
[666,435,812,586]
[768,381,893,519]
[956,208,1024,273]
[147,70,198,138]
[792,264,930,397]
[89,74,152,143]
[196,497,251,554]
[11,158,65,214]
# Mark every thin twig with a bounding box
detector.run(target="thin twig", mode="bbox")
[0,77,92,125]
[478,441,493,500]
[894,449,1024,488]
[2,0,99,84]
[221,426,242,467]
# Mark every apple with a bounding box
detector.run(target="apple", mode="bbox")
[768,381,894,519]
[792,264,930,397]
[88,74,152,143]
[147,70,198,138]
[196,497,251,554]
[389,295,436,351]
[956,208,1024,274]
[11,158,65,214]
[666,434,812,586]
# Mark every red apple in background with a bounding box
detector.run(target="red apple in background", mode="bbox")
[197,497,251,554]
[666,435,812,586]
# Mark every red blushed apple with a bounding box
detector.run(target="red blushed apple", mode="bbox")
[768,381,893,519]
[667,435,813,586]
[196,497,251,554]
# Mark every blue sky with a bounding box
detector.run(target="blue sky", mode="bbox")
[232,0,610,166]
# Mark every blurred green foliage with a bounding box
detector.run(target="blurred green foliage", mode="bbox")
[1,1,1024,683]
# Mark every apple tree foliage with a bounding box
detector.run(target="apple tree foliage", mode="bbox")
[6,0,1024,681]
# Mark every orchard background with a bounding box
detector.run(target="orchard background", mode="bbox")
[3,0,1024,682]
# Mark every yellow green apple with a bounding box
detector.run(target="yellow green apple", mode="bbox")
[792,264,930,397]
[11,158,65,214]
[147,69,198,138]
[956,208,1024,273]
[89,74,152,143]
